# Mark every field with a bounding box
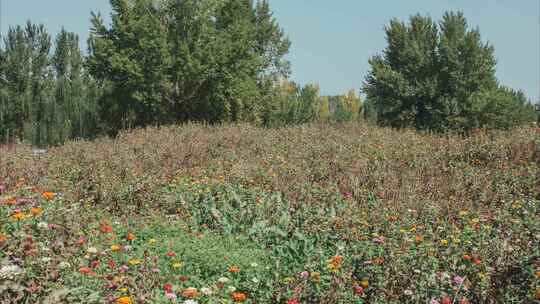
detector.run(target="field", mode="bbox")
[0,123,539,303]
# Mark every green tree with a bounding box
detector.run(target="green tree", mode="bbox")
[364,11,532,131]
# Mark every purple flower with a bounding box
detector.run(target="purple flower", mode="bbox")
[453,275,465,286]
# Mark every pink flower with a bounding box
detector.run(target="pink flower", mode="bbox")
[299,271,309,279]
[119,265,129,273]
[372,236,386,244]
[430,299,441,304]
[353,285,364,296]
[165,292,177,300]
[453,275,465,286]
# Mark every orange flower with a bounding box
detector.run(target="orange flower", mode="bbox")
[126,233,136,241]
[0,234,7,244]
[535,271,540,279]
[387,215,399,222]
[373,257,385,265]
[415,235,423,244]
[228,266,240,273]
[473,258,482,265]
[42,192,55,201]
[536,288,540,301]
[328,255,343,270]
[182,287,199,299]
[30,207,43,216]
[462,254,472,261]
[116,296,133,304]
[79,267,95,276]
[11,211,26,221]
[232,292,247,302]
[5,198,17,206]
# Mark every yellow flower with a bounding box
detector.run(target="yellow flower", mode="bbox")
[452,238,461,244]
[172,261,183,269]
[111,244,121,252]
[470,218,480,224]
[511,202,522,209]
[128,259,141,266]
[148,238,157,245]
[440,239,449,246]
[459,210,468,217]
[116,296,132,304]
[118,288,128,293]
[360,279,369,288]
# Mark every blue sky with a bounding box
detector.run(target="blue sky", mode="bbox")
[1,0,539,101]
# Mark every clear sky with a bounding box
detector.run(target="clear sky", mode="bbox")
[1,0,539,101]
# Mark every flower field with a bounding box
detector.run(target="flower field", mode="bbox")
[0,123,539,303]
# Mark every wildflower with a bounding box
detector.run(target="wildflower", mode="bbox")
[11,211,26,221]
[100,224,113,234]
[535,271,540,279]
[201,287,213,296]
[310,272,321,283]
[459,210,468,217]
[166,293,177,300]
[415,235,424,244]
[353,285,364,296]
[453,275,465,286]
[0,265,24,280]
[128,259,141,266]
[179,275,189,282]
[441,297,452,304]
[166,251,176,258]
[0,234,7,244]
[164,283,173,293]
[287,299,300,304]
[470,218,480,224]
[299,271,309,279]
[462,254,472,261]
[452,238,461,244]
[536,288,540,300]
[42,192,55,201]
[459,298,471,304]
[148,238,157,245]
[473,258,482,265]
[37,222,48,230]
[116,296,133,304]
[119,265,129,273]
[228,265,240,273]
[250,262,258,267]
[119,288,128,292]
[252,277,259,283]
[404,289,413,296]
[172,262,183,269]
[182,287,199,299]
[218,277,230,284]
[76,236,87,246]
[430,299,441,304]
[30,207,43,216]
[440,239,448,246]
[58,261,71,269]
[151,267,160,273]
[328,255,343,271]
[87,247,98,254]
[91,260,100,268]
[372,236,386,244]
[360,279,369,289]
[126,233,136,241]
[111,244,121,252]
[108,260,116,269]
[79,267,94,276]
[183,300,198,304]
[231,292,247,302]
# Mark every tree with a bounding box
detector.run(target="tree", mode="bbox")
[364,11,533,131]
[88,0,291,131]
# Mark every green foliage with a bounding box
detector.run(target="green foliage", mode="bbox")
[88,0,291,130]
[265,80,320,126]
[364,11,534,132]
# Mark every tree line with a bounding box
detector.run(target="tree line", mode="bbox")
[0,1,536,146]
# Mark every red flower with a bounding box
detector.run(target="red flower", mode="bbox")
[179,275,189,282]
[473,258,482,265]
[76,236,87,246]
[287,299,299,304]
[353,285,364,296]
[442,297,453,304]
[79,267,95,276]
[100,224,113,234]
[91,260,100,269]
[108,260,116,269]
[166,251,176,258]
[164,283,173,293]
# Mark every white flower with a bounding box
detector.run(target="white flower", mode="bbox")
[58,261,71,269]
[250,262,258,267]
[252,277,259,283]
[37,222,49,230]
[0,265,23,280]
[183,300,198,304]
[123,245,133,252]
[218,277,230,284]
[201,287,213,296]
[87,247,98,254]
[227,286,236,293]
[41,257,52,263]
[404,289,413,296]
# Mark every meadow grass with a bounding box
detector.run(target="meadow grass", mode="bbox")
[0,123,538,303]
